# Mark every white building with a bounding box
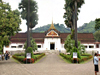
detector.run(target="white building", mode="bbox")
[3,21,100,54]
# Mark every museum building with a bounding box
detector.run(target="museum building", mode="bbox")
[3,21,100,53]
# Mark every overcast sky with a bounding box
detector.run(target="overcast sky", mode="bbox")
[2,0,100,32]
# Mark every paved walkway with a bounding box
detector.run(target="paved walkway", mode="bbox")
[0,53,100,75]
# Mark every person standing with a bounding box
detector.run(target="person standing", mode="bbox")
[8,52,10,59]
[93,53,99,75]
[5,52,8,60]
[0,54,1,61]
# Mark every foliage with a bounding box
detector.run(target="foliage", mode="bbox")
[64,34,85,55]
[71,47,81,59]
[0,0,21,52]
[32,24,71,33]
[95,18,100,31]
[0,52,2,54]
[93,30,100,41]
[64,35,75,54]
[60,53,92,63]
[63,0,84,29]
[19,0,38,29]
[12,53,45,63]
[78,21,95,33]
[31,21,96,33]
[23,58,34,63]
[25,47,34,58]
[24,38,37,51]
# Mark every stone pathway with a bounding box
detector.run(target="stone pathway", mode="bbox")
[0,53,100,75]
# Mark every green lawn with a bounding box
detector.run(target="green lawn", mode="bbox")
[81,56,88,59]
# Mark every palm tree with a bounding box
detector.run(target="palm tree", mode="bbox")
[64,0,85,48]
[19,0,38,47]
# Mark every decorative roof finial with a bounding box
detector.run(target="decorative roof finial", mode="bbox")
[49,18,55,29]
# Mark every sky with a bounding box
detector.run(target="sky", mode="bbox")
[2,0,100,32]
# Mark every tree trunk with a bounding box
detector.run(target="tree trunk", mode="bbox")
[75,1,78,48]
[27,0,31,49]
[30,28,32,38]
[72,11,75,40]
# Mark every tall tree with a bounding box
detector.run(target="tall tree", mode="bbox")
[0,0,21,52]
[63,0,84,48]
[24,38,37,52]
[19,0,38,48]
[64,0,84,29]
[95,18,100,31]
[19,0,38,34]
[94,30,100,42]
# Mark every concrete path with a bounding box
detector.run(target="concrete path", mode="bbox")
[0,53,100,75]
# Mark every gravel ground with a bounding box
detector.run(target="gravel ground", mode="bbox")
[0,53,100,75]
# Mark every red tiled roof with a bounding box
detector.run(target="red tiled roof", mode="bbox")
[11,33,45,38]
[10,33,45,43]
[10,33,95,44]
[60,33,95,43]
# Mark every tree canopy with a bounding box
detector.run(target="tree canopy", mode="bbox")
[0,0,21,52]
[63,0,84,29]
[93,30,100,42]
[31,21,95,33]
[64,34,85,55]
[19,0,38,29]
[95,18,100,31]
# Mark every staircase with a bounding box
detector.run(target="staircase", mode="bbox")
[43,50,59,55]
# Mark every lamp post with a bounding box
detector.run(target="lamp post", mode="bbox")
[27,0,31,48]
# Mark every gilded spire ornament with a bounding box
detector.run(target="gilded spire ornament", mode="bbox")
[49,20,55,29]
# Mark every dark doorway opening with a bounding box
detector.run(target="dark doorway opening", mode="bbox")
[96,44,99,48]
[50,43,55,50]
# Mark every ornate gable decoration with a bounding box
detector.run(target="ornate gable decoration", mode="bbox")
[47,30,58,36]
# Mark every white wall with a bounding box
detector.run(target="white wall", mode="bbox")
[3,41,100,54]
[44,38,61,50]
[82,44,100,54]
[3,43,25,53]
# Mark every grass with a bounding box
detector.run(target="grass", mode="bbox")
[81,56,88,59]
[59,55,72,64]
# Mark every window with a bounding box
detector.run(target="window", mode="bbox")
[18,45,23,48]
[11,46,16,48]
[85,46,87,48]
[89,46,94,48]
[38,45,41,48]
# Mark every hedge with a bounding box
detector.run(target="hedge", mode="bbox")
[12,53,45,63]
[60,53,92,63]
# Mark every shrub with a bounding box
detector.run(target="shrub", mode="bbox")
[25,47,35,59]
[0,52,2,54]
[12,53,45,63]
[71,47,81,59]
[60,53,92,63]
[23,58,34,63]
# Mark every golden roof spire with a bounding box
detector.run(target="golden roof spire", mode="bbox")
[49,19,55,29]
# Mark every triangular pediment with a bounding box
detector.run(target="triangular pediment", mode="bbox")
[46,30,58,36]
